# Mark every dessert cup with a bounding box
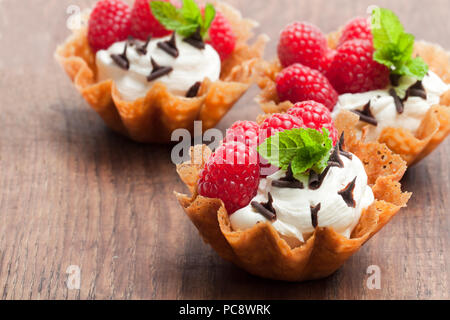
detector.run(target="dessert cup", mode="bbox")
[257,38,450,166]
[55,1,267,143]
[175,117,410,282]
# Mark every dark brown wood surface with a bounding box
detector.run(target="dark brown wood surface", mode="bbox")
[0,0,448,300]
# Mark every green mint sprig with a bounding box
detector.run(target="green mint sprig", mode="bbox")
[370,7,428,80]
[257,128,333,179]
[150,0,216,39]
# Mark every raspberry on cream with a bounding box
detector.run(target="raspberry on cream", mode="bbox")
[287,101,339,144]
[331,71,449,141]
[96,33,221,101]
[230,150,374,247]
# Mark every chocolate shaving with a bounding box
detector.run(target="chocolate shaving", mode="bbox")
[362,100,374,117]
[338,131,345,149]
[407,88,427,99]
[310,203,321,228]
[186,81,201,98]
[136,36,151,55]
[110,43,129,70]
[409,80,425,92]
[251,193,276,221]
[338,132,352,160]
[328,144,344,168]
[279,163,304,189]
[272,164,304,189]
[338,177,357,208]
[389,88,404,114]
[340,150,352,160]
[390,73,401,87]
[157,33,179,58]
[351,101,378,126]
[308,166,331,190]
[147,58,173,82]
[308,170,320,188]
[284,163,295,180]
[127,36,136,46]
[351,111,378,126]
[183,28,205,49]
[272,180,304,189]
[406,81,427,100]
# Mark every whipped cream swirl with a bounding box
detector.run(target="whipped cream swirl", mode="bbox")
[230,153,374,247]
[331,71,449,141]
[96,34,221,101]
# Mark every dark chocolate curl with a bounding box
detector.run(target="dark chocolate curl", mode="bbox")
[338,177,357,208]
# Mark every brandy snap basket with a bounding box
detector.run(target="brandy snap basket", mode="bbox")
[174,124,411,282]
[257,36,450,166]
[55,1,268,143]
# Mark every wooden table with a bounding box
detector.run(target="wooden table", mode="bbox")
[0,0,448,300]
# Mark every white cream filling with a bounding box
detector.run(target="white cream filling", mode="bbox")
[230,154,374,246]
[96,34,221,101]
[331,71,449,141]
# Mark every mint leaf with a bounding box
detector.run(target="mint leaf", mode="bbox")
[257,128,332,178]
[151,0,216,39]
[393,73,417,99]
[396,33,414,63]
[176,24,200,37]
[405,57,428,79]
[150,1,184,30]
[394,79,411,99]
[371,7,428,80]
[371,8,404,48]
[373,46,395,69]
[180,0,201,23]
[202,4,216,35]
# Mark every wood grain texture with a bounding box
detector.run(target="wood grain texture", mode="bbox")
[0,0,448,300]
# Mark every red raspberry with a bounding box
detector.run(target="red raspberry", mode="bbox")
[198,141,260,214]
[88,0,131,52]
[276,63,338,111]
[326,39,390,94]
[206,11,236,61]
[287,101,338,145]
[318,49,337,74]
[224,121,260,147]
[338,17,372,47]
[259,113,304,141]
[130,0,171,40]
[278,22,327,70]
[258,113,304,177]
